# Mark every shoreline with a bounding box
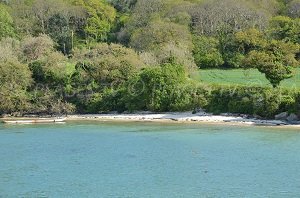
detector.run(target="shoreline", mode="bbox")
[2,112,300,128]
[65,112,300,128]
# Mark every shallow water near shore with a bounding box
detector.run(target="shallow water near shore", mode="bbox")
[0,121,300,197]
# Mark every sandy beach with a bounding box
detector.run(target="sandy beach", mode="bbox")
[2,112,300,127]
[66,112,300,127]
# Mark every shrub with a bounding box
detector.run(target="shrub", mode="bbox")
[0,58,32,115]
[193,36,224,68]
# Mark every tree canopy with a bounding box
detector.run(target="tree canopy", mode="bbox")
[0,4,15,39]
[1,0,300,117]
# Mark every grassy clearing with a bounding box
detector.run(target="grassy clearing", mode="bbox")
[191,68,300,89]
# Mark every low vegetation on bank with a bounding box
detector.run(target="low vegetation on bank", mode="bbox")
[0,0,300,119]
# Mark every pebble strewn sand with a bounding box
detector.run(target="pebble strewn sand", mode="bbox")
[66,112,300,127]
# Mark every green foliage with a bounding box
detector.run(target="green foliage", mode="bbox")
[206,85,298,118]
[73,0,116,42]
[29,51,70,85]
[30,87,75,115]
[109,0,137,13]
[129,18,196,71]
[98,74,198,114]
[2,0,300,117]
[243,50,294,87]
[193,36,224,68]
[124,0,166,32]
[0,37,21,61]
[21,34,55,62]
[120,62,192,112]
[269,16,300,43]
[0,4,16,39]
[47,13,72,54]
[94,77,300,119]
[0,35,77,115]
[233,28,300,87]
[235,28,267,53]
[130,19,192,51]
[0,58,32,114]
[73,43,144,85]
[67,43,144,113]
[18,35,73,87]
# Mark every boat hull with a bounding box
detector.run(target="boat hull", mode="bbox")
[2,118,66,124]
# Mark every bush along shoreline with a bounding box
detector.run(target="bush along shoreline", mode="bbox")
[1,63,299,122]
[91,83,300,122]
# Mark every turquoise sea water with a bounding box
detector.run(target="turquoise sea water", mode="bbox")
[0,122,300,197]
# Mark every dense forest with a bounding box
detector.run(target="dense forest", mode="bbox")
[0,0,300,118]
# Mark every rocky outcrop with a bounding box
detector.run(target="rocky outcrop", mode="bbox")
[275,112,299,123]
[287,113,299,122]
[275,112,288,120]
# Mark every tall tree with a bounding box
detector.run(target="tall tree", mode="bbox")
[193,36,224,68]
[0,4,16,39]
[73,43,144,85]
[70,0,116,42]
[243,39,299,87]
[47,13,72,54]
[269,16,300,44]
[0,58,32,114]
[108,0,137,13]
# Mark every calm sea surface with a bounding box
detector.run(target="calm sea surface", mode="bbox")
[0,121,300,197]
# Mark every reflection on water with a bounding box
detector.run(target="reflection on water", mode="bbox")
[0,122,300,197]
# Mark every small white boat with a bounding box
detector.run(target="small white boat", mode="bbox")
[2,118,66,124]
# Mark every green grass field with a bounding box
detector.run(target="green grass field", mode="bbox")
[192,68,300,89]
